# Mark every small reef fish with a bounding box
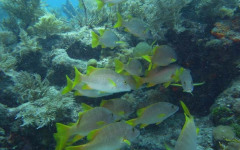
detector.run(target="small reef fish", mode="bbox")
[179,69,193,93]
[96,0,125,10]
[73,82,112,97]
[100,98,133,120]
[92,29,120,49]
[62,76,112,97]
[66,122,140,150]
[174,101,198,150]
[143,64,182,87]
[114,13,152,39]
[133,42,153,57]
[115,58,143,76]
[54,104,116,150]
[63,66,131,94]
[126,102,179,128]
[143,45,177,69]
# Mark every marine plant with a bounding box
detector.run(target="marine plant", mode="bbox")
[0,46,17,72]
[1,0,43,36]
[14,29,42,56]
[33,13,70,38]
[211,106,234,125]
[9,71,78,128]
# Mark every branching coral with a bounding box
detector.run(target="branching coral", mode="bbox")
[33,13,70,38]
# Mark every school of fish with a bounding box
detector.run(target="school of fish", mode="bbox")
[54,0,202,149]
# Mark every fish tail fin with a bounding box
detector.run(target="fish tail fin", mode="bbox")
[126,119,137,127]
[114,59,124,73]
[180,101,191,117]
[54,123,72,150]
[132,75,144,89]
[114,12,123,28]
[62,75,73,95]
[73,67,82,88]
[91,31,100,48]
[66,145,85,150]
[96,0,104,10]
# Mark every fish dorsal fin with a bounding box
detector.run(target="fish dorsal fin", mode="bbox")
[62,75,73,95]
[100,100,108,107]
[87,66,97,75]
[137,107,146,117]
[98,29,105,36]
[73,67,82,88]
[108,78,117,87]
[81,103,93,111]
[87,129,100,141]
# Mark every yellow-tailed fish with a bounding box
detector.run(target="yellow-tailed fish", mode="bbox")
[114,13,152,39]
[115,58,143,76]
[92,29,120,49]
[174,101,198,150]
[72,66,131,94]
[66,122,140,150]
[54,104,116,150]
[126,102,179,128]
[143,45,177,70]
[96,0,125,10]
[133,42,152,57]
[143,64,181,87]
[73,82,112,97]
[100,98,133,120]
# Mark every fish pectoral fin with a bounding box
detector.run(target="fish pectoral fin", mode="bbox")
[140,124,148,128]
[163,81,171,88]
[96,121,106,126]
[74,91,82,96]
[158,113,166,118]
[108,78,117,87]
[122,138,131,146]
[82,84,92,90]
[118,111,125,117]
[193,81,205,86]
[147,82,155,88]
[170,83,182,87]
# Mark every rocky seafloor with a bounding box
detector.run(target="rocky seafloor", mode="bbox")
[0,0,240,150]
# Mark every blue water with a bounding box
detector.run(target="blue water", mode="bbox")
[45,0,79,8]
